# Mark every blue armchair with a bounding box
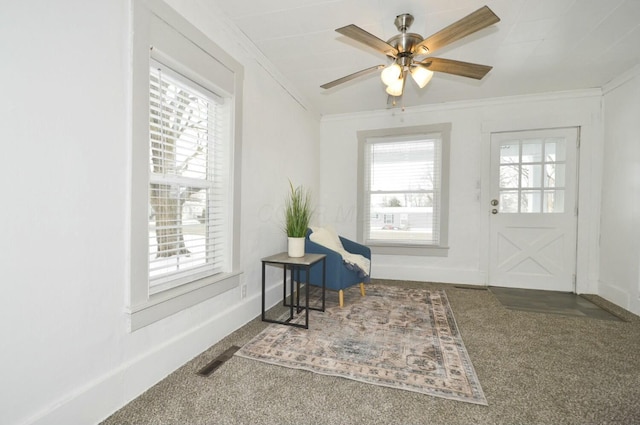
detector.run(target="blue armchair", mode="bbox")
[302,228,371,307]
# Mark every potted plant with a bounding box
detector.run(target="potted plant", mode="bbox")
[284,180,312,257]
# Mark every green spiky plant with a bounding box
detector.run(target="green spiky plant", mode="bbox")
[284,180,312,238]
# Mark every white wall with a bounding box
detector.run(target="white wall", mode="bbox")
[599,67,640,316]
[0,1,319,424]
[319,92,603,293]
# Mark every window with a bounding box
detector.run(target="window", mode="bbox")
[357,124,450,256]
[148,61,229,294]
[129,0,243,330]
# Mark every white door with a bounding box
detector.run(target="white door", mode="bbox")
[489,128,578,292]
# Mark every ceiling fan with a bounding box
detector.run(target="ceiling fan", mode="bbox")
[320,5,500,100]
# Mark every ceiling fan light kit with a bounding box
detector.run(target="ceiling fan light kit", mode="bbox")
[321,5,500,104]
[381,63,402,86]
[385,74,405,96]
[410,65,434,88]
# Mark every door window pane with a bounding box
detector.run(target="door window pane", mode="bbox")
[544,164,565,187]
[521,164,542,188]
[500,165,520,188]
[522,141,543,162]
[545,139,566,161]
[521,190,542,213]
[499,191,519,213]
[543,190,565,213]
[498,138,566,213]
[500,143,519,164]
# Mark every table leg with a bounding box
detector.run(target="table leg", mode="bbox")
[282,265,286,306]
[288,265,294,320]
[296,267,300,313]
[261,261,266,321]
[322,257,326,312]
[305,265,310,328]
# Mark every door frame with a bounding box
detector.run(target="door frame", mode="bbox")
[480,113,596,296]
[487,127,580,292]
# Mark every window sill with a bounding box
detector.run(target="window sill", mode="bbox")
[126,271,242,331]
[368,244,450,257]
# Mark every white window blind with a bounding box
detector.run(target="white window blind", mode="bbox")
[363,135,442,246]
[148,61,229,293]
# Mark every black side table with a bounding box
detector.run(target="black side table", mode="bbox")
[261,252,326,329]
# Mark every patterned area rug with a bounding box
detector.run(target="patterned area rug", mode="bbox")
[236,284,487,405]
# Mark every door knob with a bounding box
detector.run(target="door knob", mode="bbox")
[491,199,499,206]
[491,209,498,214]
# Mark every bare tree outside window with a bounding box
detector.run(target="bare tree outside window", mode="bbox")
[150,77,201,257]
[148,67,214,276]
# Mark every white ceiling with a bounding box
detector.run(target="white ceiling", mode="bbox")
[209,0,640,116]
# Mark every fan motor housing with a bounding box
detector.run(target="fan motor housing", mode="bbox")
[388,13,423,56]
[387,32,423,55]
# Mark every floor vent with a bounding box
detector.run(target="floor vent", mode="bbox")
[196,345,240,377]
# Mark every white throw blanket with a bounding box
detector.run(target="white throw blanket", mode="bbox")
[309,227,370,276]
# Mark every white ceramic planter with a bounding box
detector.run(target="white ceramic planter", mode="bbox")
[287,237,305,258]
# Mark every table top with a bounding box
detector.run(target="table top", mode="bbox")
[261,252,326,266]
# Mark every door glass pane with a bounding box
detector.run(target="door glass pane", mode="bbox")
[500,142,519,164]
[495,134,571,215]
[545,139,566,161]
[521,190,541,213]
[500,165,519,188]
[543,190,565,213]
[499,191,519,213]
[521,164,542,188]
[522,141,543,162]
[545,164,565,187]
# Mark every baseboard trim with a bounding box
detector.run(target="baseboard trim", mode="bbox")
[21,283,287,425]
[373,265,485,286]
[597,279,630,310]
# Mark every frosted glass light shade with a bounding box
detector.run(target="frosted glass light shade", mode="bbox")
[385,77,404,96]
[381,63,402,86]
[410,65,434,88]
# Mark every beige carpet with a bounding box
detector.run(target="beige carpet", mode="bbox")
[101,279,640,425]
[236,284,487,405]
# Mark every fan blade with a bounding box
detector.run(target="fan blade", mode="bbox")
[320,65,385,89]
[414,6,500,55]
[420,57,492,80]
[336,24,398,57]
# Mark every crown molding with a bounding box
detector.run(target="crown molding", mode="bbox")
[321,88,603,123]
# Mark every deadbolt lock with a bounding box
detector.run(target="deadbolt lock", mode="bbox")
[490,199,499,206]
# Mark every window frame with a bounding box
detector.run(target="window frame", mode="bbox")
[128,0,243,331]
[147,59,228,293]
[357,124,451,256]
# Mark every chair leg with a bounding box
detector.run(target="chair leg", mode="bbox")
[338,290,344,308]
[359,282,366,297]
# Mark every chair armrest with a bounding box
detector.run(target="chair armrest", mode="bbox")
[339,236,371,259]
